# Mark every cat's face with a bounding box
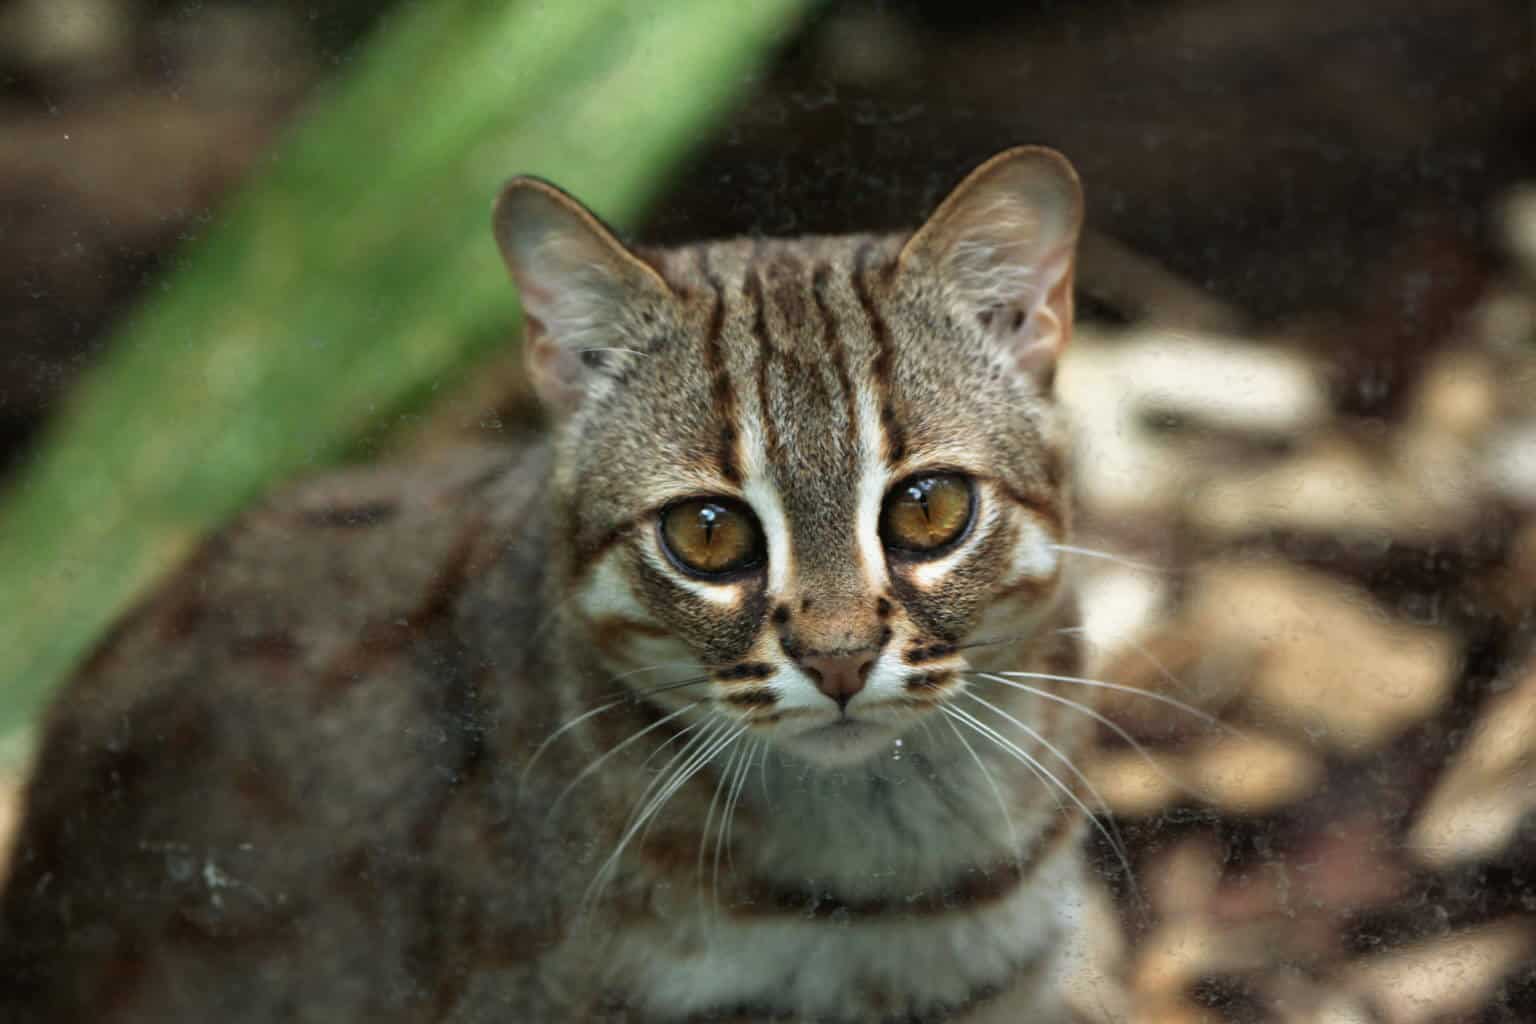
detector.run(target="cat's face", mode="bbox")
[495,148,1082,767]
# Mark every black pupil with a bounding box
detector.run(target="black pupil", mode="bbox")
[906,482,932,520]
[698,504,721,544]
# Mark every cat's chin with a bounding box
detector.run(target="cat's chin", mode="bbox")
[777,717,905,768]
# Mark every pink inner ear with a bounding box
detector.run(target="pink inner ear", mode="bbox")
[966,245,1075,386]
[525,329,589,413]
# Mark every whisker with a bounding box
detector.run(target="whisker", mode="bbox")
[628,674,714,699]
[1050,543,1171,575]
[634,715,703,778]
[550,700,703,815]
[522,696,630,790]
[969,671,1218,804]
[954,632,1032,654]
[1055,625,1212,708]
[945,698,1140,907]
[699,741,746,907]
[581,346,652,358]
[605,660,701,684]
[941,712,1020,866]
[991,669,1229,733]
[960,692,1124,832]
[757,736,775,803]
[584,720,738,915]
[628,719,721,843]
[635,722,745,853]
[522,668,714,789]
[715,738,756,908]
[941,704,1066,829]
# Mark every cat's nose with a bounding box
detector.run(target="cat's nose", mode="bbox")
[801,651,876,711]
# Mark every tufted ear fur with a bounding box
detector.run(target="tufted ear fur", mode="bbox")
[898,146,1083,389]
[493,178,676,414]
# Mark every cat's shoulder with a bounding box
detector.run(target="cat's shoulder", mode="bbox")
[3,440,562,1018]
[52,439,550,736]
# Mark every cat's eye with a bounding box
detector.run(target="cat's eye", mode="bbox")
[880,474,975,555]
[659,498,765,578]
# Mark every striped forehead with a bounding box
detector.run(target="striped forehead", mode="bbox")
[664,242,893,573]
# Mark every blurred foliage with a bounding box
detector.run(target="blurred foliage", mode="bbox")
[0,0,811,738]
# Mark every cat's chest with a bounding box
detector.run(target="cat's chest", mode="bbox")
[592,817,1085,1023]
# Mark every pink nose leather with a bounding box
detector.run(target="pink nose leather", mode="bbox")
[801,651,876,710]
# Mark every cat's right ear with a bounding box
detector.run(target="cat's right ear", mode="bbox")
[898,146,1084,390]
[493,178,676,414]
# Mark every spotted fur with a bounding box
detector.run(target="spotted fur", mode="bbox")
[1,147,1094,1023]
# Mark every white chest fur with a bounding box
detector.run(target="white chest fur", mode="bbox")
[591,730,1088,1023]
[604,833,1083,1022]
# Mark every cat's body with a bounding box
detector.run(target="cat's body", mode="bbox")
[1,149,1094,1022]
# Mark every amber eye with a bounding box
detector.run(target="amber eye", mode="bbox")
[659,498,765,577]
[880,474,974,554]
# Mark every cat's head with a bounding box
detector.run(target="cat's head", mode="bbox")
[494,147,1082,768]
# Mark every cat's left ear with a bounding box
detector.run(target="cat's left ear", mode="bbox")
[493,177,677,414]
[898,146,1083,388]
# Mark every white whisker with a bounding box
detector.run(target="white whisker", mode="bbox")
[1050,544,1170,575]
[939,703,1068,825]
[971,671,1214,803]
[1056,624,1217,710]
[946,698,1139,905]
[634,719,730,848]
[581,346,652,357]
[992,669,1229,732]
[715,738,757,907]
[584,719,740,915]
[635,722,745,854]
[942,712,1019,866]
[522,696,629,791]
[700,741,747,907]
[960,692,1122,830]
[550,700,702,815]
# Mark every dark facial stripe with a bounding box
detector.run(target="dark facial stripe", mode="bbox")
[697,247,742,485]
[990,476,1064,537]
[589,614,672,660]
[904,670,953,693]
[745,269,780,457]
[904,643,957,665]
[714,662,775,682]
[565,514,642,584]
[721,688,777,708]
[852,242,907,464]
[733,805,1082,921]
[811,264,859,437]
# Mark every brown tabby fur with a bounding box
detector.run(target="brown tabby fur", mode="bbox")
[0,147,1095,1022]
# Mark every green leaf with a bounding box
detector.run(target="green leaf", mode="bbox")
[0,0,812,739]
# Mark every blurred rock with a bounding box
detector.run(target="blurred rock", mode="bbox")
[1344,919,1536,1024]
[1187,562,1455,753]
[1184,732,1322,815]
[1087,747,1182,818]
[1409,652,1536,867]
[1059,329,1327,523]
[1485,422,1536,507]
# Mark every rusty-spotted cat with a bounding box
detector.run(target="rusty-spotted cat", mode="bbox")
[1,146,1094,1022]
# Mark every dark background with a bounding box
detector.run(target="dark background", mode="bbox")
[1,0,1532,465]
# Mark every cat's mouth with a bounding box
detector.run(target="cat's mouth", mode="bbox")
[780,715,901,767]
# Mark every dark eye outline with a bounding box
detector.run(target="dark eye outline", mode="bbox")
[878,473,977,558]
[656,496,767,581]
